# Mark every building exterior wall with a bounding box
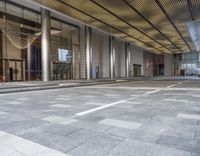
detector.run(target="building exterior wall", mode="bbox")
[1,0,172,81]
[79,28,129,79]
[92,29,109,79]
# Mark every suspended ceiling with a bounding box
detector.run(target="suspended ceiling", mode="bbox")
[31,0,200,54]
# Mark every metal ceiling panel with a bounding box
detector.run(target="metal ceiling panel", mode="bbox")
[159,0,195,52]
[30,0,199,54]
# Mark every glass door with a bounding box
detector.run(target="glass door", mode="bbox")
[133,64,142,77]
[8,60,24,81]
[52,62,72,80]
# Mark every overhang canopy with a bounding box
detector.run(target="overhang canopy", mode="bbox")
[31,0,200,54]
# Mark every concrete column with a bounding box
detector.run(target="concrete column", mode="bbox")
[41,8,51,81]
[85,26,92,80]
[125,42,130,78]
[109,35,115,79]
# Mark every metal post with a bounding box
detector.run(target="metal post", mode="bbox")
[41,8,51,81]
[85,26,92,80]
[27,38,32,81]
[125,42,130,78]
[109,35,115,79]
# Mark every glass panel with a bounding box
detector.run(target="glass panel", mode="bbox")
[72,45,79,79]
[0,1,80,82]
[174,52,200,77]
[23,10,39,23]
[58,49,72,63]
[71,27,79,45]
[6,3,22,17]
[51,19,80,80]
[0,1,42,81]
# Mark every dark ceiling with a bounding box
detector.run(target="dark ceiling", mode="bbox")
[31,0,200,54]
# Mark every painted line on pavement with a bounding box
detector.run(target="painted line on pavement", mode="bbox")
[0,130,69,156]
[76,88,161,116]
[166,82,183,88]
[76,100,127,116]
[144,89,160,95]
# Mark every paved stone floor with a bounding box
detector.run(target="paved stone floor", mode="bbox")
[0,79,200,156]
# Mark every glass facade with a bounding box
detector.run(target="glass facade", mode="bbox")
[174,52,200,77]
[50,19,79,80]
[0,0,79,82]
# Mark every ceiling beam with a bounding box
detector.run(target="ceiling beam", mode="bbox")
[58,0,163,53]
[155,0,192,52]
[90,0,173,53]
[123,0,182,53]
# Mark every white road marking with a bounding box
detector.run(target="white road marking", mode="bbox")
[43,116,77,125]
[99,119,142,130]
[163,99,189,102]
[166,84,176,88]
[50,104,72,108]
[166,82,183,88]
[7,101,23,105]
[0,130,69,156]
[76,89,160,116]
[163,93,183,96]
[123,101,142,105]
[76,100,127,116]
[0,111,7,115]
[192,95,200,97]
[177,113,200,120]
[144,89,160,95]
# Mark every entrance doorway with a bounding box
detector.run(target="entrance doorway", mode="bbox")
[180,69,185,76]
[8,60,24,81]
[52,62,72,80]
[0,59,24,81]
[133,64,142,77]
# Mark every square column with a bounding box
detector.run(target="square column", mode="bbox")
[41,8,51,81]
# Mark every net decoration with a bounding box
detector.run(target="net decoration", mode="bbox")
[1,29,40,49]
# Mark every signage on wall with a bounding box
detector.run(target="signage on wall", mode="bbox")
[58,49,72,63]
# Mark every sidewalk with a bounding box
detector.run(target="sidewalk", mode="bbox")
[0,79,131,94]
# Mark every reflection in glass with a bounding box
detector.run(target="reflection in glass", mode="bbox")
[174,52,200,77]
[0,1,80,82]
[58,49,72,63]
[51,19,79,80]
[0,0,42,82]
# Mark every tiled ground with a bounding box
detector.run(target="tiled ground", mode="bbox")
[0,79,200,156]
